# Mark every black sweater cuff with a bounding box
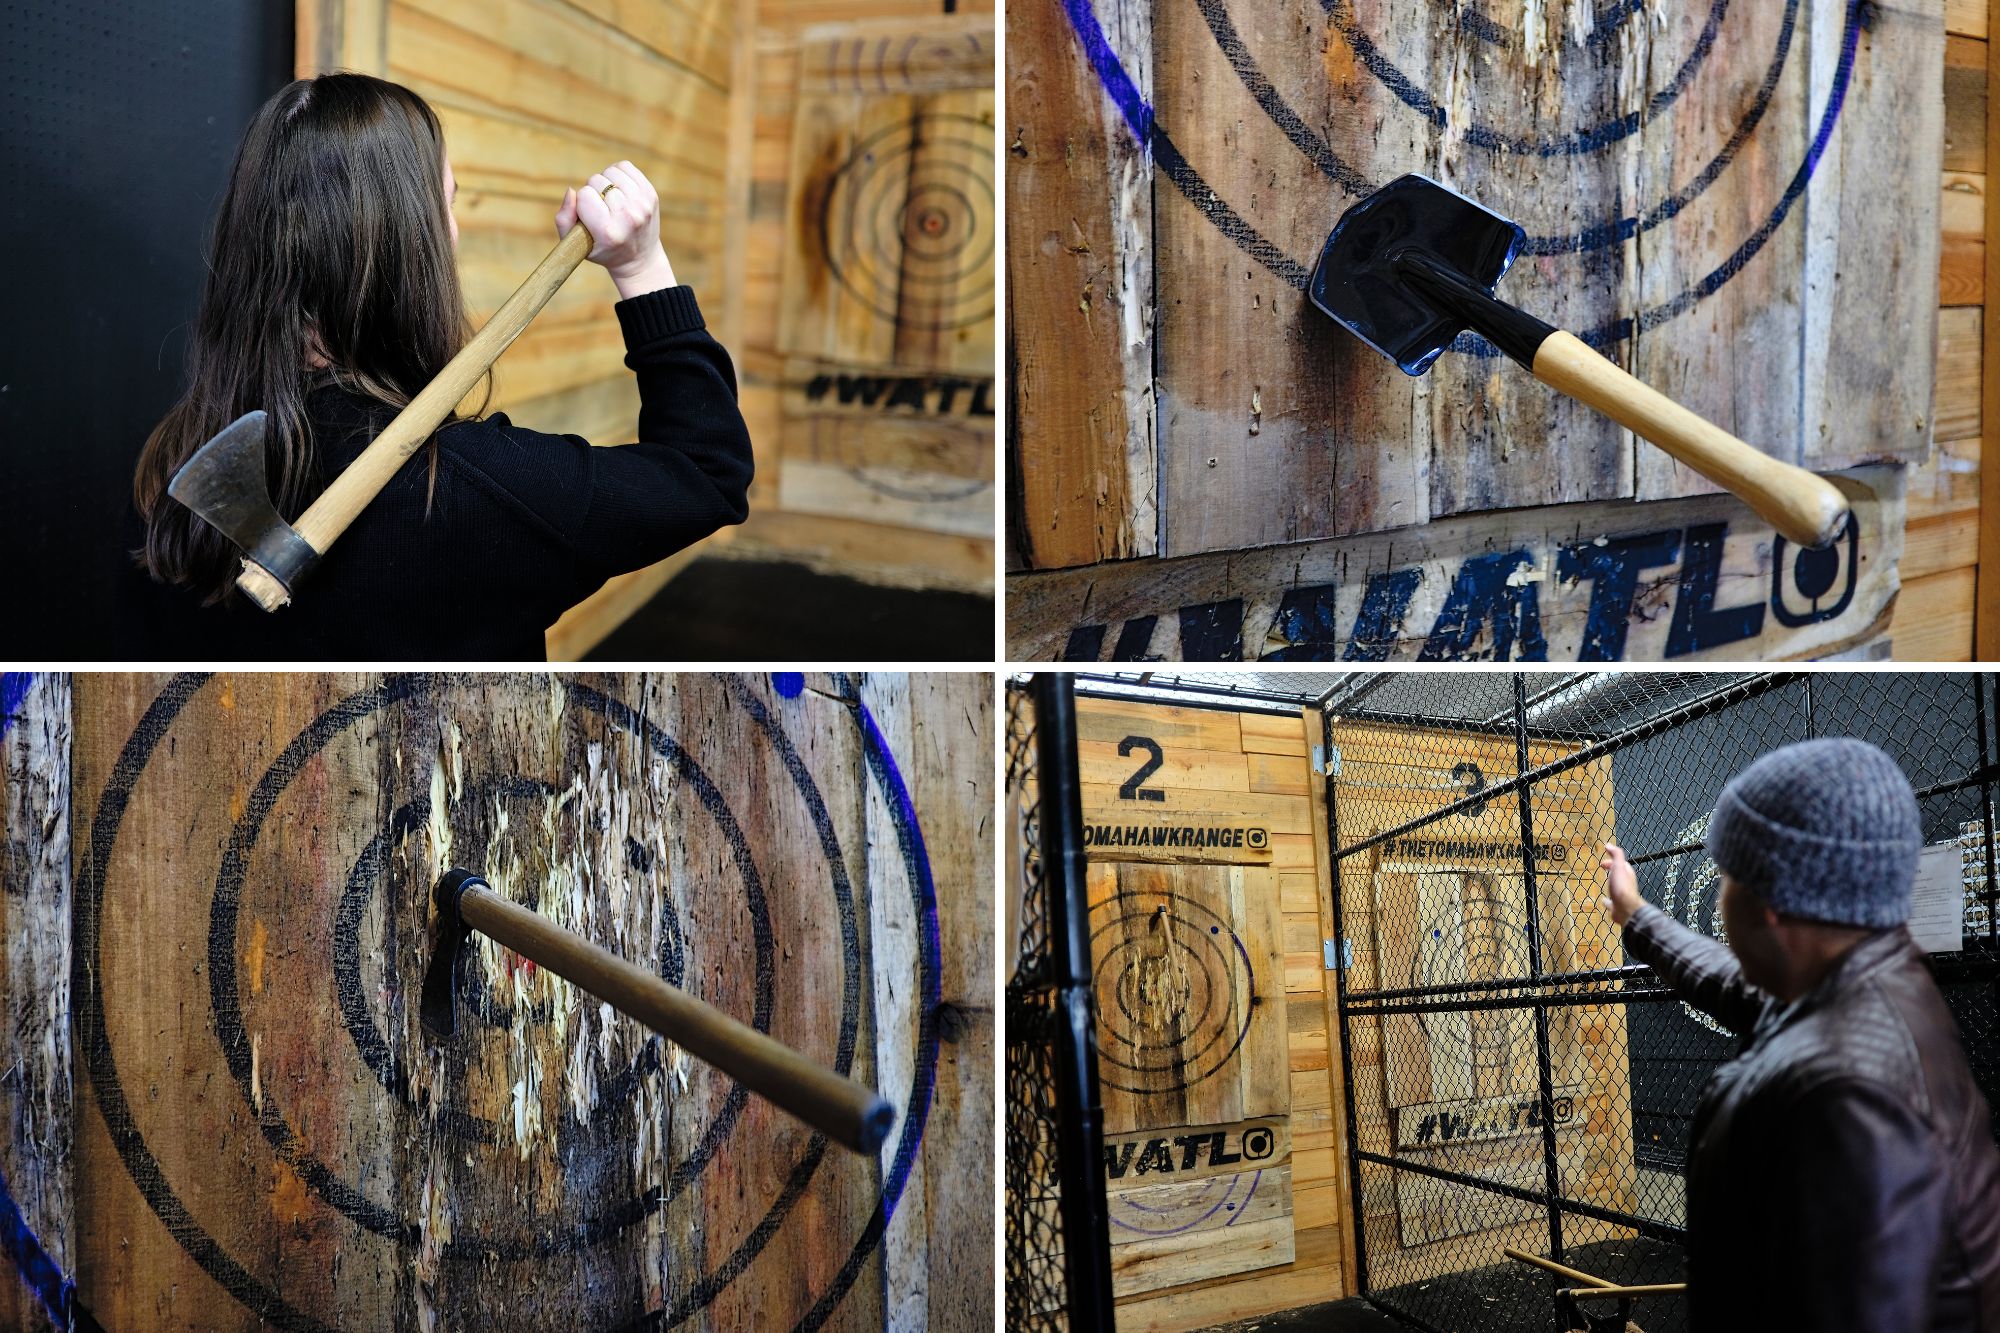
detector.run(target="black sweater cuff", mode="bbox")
[615,285,706,345]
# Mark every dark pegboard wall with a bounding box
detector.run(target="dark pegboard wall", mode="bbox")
[0,1,293,655]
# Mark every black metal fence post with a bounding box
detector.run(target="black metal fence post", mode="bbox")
[1035,674,1116,1328]
[1513,677,1568,1288]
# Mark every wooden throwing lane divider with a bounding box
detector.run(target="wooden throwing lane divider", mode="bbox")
[421,868,897,1156]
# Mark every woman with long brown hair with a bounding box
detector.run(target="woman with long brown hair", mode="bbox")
[130,72,752,658]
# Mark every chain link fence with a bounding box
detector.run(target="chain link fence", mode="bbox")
[1004,676,1115,1331]
[1327,671,2000,1333]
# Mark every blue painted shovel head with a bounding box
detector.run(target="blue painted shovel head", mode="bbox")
[1309,174,1526,375]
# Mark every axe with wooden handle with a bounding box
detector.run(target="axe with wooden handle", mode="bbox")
[168,186,623,611]
[1309,174,1852,550]
[420,869,898,1156]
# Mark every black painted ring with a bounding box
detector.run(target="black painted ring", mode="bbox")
[76,674,941,1333]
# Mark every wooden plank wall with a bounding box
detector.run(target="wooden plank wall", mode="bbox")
[7,672,988,1332]
[295,0,742,660]
[1073,696,1352,1333]
[727,0,997,598]
[1011,0,1989,662]
[1916,0,1993,660]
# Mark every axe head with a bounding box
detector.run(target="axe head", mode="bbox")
[421,868,485,1038]
[1308,173,1526,375]
[167,410,321,596]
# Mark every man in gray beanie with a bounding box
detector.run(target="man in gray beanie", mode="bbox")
[1600,736,2000,1333]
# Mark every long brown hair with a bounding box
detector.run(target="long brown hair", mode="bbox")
[134,72,486,600]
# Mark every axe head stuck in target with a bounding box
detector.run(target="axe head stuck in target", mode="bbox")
[1308,173,1851,550]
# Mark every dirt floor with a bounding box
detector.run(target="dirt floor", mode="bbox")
[586,556,993,660]
[1197,1237,1687,1333]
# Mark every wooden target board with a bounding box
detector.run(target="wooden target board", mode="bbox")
[777,17,996,540]
[1331,720,1637,1268]
[37,673,990,1332]
[1087,861,1294,1296]
[1008,0,1944,569]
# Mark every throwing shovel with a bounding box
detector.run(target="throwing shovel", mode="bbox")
[1308,174,1850,549]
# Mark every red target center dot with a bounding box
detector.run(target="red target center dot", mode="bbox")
[917,209,948,236]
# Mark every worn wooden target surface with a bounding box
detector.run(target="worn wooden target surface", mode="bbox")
[1009,0,1944,568]
[62,673,991,1332]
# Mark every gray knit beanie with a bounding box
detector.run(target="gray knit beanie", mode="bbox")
[1704,737,1922,929]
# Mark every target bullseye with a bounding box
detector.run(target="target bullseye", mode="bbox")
[819,113,994,330]
[1090,892,1258,1094]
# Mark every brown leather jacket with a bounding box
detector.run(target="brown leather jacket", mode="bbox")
[1623,903,2000,1333]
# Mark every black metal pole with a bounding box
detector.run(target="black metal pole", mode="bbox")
[1514,675,1568,1293]
[1324,701,1371,1296]
[1033,673,1116,1329]
[1981,675,1999,947]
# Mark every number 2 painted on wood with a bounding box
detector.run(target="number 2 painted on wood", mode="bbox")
[1118,736,1166,802]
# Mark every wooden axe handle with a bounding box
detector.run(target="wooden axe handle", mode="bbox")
[235,193,614,610]
[1532,331,1851,550]
[455,881,896,1155]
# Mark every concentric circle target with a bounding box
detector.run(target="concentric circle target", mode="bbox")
[1662,811,1732,1036]
[1089,892,1256,1094]
[1063,0,1868,348]
[820,113,995,332]
[75,674,941,1332]
[1409,880,1532,1075]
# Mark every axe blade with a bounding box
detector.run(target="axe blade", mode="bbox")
[168,410,321,596]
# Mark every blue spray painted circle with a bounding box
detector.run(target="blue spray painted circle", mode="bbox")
[1060,0,1866,353]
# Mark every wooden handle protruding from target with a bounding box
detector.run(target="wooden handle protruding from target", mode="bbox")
[1531,331,1851,550]
[447,877,896,1156]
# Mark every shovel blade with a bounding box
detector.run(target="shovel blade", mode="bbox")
[1308,174,1525,375]
[168,410,281,551]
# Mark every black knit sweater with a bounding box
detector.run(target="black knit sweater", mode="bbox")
[125,285,753,660]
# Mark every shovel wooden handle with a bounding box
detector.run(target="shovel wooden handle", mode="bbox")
[1533,331,1850,549]
[235,190,617,610]
[454,880,897,1156]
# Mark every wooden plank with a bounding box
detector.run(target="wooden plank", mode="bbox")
[1005,0,1156,568]
[1942,171,1988,309]
[1150,0,1420,558]
[1898,564,1980,658]
[1940,304,1984,441]
[1012,466,1907,662]
[1301,705,1358,1301]
[1947,32,1989,172]
[0,675,75,1333]
[1077,698,1243,754]
[1086,859,1295,1296]
[1981,8,2000,655]
[1952,0,1989,36]
[721,510,994,594]
[904,673,996,1330]
[1796,0,1944,472]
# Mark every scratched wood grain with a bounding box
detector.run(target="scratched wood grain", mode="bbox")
[50,673,987,1332]
[1008,0,1945,565]
[1005,0,1157,568]
[0,675,75,1333]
